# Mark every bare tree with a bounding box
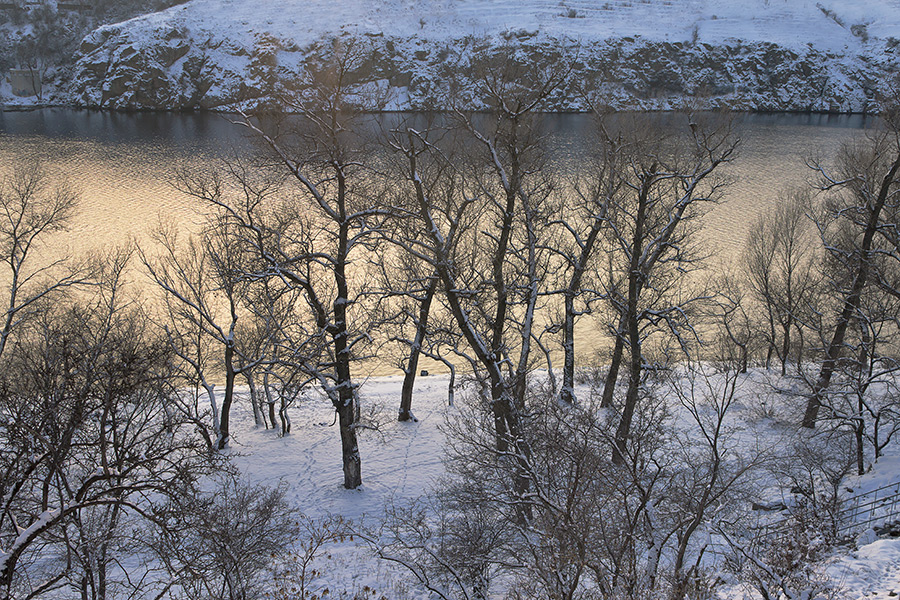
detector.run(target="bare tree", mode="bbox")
[242,277,308,437]
[141,219,266,450]
[710,271,759,374]
[666,356,756,598]
[379,116,468,420]
[0,255,210,600]
[548,111,626,403]
[372,352,755,599]
[593,112,737,462]
[802,98,900,427]
[150,472,300,600]
[0,161,90,363]
[744,186,820,376]
[374,237,443,421]
[387,50,571,519]
[802,232,900,473]
[183,42,391,489]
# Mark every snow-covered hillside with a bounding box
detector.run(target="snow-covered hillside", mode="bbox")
[100,0,900,53]
[5,0,898,111]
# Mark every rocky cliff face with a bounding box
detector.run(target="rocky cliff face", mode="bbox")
[65,22,898,112]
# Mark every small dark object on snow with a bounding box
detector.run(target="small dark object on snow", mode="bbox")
[420,369,429,376]
[752,501,787,512]
[874,521,900,537]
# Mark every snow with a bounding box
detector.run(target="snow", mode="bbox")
[111,0,899,53]
[0,508,62,578]
[229,375,448,522]
[6,0,898,110]
[829,539,900,598]
[220,368,900,599]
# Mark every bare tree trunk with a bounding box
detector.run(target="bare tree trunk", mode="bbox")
[399,277,437,421]
[335,381,361,489]
[447,362,455,406]
[796,326,806,372]
[279,394,291,436]
[855,399,866,476]
[780,320,791,377]
[855,321,871,475]
[264,371,277,431]
[765,307,777,372]
[613,312,641,465]
[334,205,362,489]
[217,342,236,450]
[803,152,900,427]
[601,318,627,409]
[246,370,264,428]
[560,221,605,404]
[613,185,647,463]
[560,290,578,404]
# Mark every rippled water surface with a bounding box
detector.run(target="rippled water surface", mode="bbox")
[0,110,253,249]
[0,109,870,256]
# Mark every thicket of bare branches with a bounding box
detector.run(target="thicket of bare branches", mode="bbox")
[6,50,900,600]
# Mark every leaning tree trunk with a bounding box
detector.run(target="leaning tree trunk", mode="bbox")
[803,152,899,427]
[613,188,646,464]
[613,309,642,465]
[399,277,437,421]
[601,318,627,409]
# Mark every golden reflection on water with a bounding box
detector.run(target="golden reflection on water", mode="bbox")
[0,137,210,251]
[707,118,861,261]
[0,110,868,376]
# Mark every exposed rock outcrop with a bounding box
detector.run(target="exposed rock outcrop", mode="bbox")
[63,24,899,112]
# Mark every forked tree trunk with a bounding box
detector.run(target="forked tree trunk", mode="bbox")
[561,219,605,404]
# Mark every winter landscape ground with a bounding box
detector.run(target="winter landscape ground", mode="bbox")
[6,103,900,597]
[3,1,900,599]
[225,371,900,599]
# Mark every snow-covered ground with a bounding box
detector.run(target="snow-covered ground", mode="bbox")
[221,369,900,599]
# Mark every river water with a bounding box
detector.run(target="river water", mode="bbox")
[0,108,874,372]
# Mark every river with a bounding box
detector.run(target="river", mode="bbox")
[0,108,874,373]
